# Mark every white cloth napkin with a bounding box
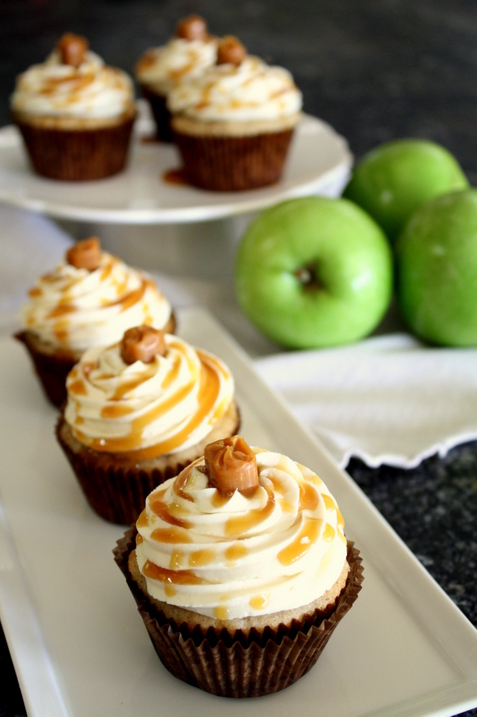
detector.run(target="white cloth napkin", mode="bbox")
[254,335,477,468]
[2,204,476,470]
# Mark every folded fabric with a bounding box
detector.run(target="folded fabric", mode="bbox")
[254,335,477,469]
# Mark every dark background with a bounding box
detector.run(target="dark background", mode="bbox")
[1,1,477,715]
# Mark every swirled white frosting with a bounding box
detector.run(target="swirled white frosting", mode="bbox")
[10,49,134,118]
[135,448,347,619]
[20,251,172,353]
[167,55,302,123]
[135,38,218,95]
[64,334,235,456]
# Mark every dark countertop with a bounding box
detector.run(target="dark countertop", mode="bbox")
[0,1,476,716]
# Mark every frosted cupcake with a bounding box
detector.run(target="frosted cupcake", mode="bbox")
[114,435,363,697]
[15,238,175,408]
[135,15,218,141]
[56,326,241,524]
[167,36,303,191]
[10,33,136,180]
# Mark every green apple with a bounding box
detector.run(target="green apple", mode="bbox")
[234,196,393,349]
[343,139,469,243]
[396,189,477,346]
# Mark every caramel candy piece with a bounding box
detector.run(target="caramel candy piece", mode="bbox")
[175,15,208,41]
[120,325,167,364]
[216,36,246,66]
[57,33,89,68]
[66,237,101,271]
[205,436,259,494]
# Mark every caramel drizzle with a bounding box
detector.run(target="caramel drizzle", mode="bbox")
[73,349,226,457]
[142,560,204,585]
[41,259,152,342]
[277,518,323,566]
[225,484,275,536]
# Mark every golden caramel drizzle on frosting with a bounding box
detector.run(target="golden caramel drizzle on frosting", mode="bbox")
[71,349,224,458]
[134,447,348,621]
[277,519,323,566]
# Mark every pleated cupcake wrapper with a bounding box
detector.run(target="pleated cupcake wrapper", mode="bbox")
[14,114,136,181]
[140,86,174,142]
[173,128,295,191]
[15,330,77,408]
[56,418,195,525]
[114,527,364,698]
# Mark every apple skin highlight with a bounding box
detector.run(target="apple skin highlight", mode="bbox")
[234,196,394,349]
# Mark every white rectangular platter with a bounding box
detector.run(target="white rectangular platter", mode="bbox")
[0,306,476,717]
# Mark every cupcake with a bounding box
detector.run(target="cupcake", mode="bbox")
[114,435,363,697]
[135,15,218,141]
[56,326,241,524]
[167,36,303,191]
[15,237,175,408]
[10,33,137,180]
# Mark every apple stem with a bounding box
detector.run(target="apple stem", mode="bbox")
[294,263,323,290]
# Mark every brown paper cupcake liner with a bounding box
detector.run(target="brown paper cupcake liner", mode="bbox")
[15,330,77,408]
[140,86,174,142]
[56,419,196,524]
[172,128,295,191]
[56,397,240,525]
[14,114,136,180]
[114,528,364,698]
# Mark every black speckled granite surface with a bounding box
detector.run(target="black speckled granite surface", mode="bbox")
[1,1,476,716]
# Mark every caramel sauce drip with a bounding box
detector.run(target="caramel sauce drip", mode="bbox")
[76,350,225,459]
[142,560,204,586]
[322,493,345,532]
[189,549,216,567]
[211,490,232,508]
[114,281,148,313]
[225,543,248,562]
[323,523,336,542]
[277,519,323,566]
[137,509,149,528]
[68,379,87,396]
[173,462,197,502]
[298,480,319,512]
[170,550,185,570]
[169,62,196,81]
[48,304,76,319]
[53,318,72,343]
[149,495,190,529]
[225,485,275,536]
[214,605,231,620]
[100,403,134,418]
[150,527,192,544]
[249,594,269,611]
[163,168,189,186]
